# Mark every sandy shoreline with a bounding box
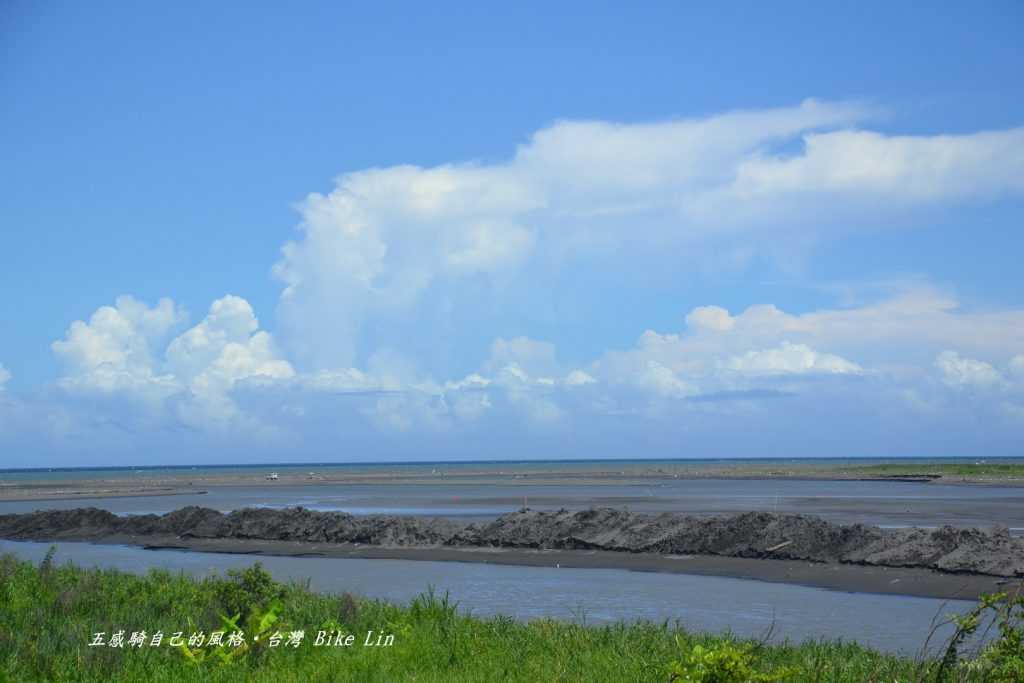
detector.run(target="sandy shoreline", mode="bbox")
[3,463,1023,502]
[0,487,207,502]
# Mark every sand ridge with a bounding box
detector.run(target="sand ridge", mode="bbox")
[2,505,1022,579]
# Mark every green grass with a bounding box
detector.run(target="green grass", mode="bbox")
[0,552,1016,682]
[839,463,1024,478]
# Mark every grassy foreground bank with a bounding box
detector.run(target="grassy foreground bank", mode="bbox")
[0,552,1020,682]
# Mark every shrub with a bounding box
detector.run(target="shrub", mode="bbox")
[213,562,285,623]
[947,590,1024,682]
[667,638,795,682]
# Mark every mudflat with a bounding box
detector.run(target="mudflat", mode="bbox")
[143,539,1017,601]
[3,460,1023,503]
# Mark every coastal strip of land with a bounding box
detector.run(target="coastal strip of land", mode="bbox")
[1,505,1021,600]
[2,461,1022,503]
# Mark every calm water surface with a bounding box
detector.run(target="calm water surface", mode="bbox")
[0,539,976,656]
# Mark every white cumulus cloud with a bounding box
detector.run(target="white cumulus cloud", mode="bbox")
[51,296,186,399]
[727,128,1024,202]
[273,101,1024,372]
[16,99,1024,461]
[51,295,293,432]
[168,295,294,392]
[726,342,862,376]
[686,306,736,332]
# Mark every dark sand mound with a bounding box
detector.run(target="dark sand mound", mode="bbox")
[1,506,1021,577]
[460,508,1023,577]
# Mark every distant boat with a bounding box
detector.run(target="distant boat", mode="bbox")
[266,472,279,481]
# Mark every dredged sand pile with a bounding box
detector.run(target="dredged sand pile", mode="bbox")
[1,505,1022,577]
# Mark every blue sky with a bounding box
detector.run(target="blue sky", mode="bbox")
[2,1,1023,465]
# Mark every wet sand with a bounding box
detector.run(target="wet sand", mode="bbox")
[3,460,1023,503]
[133,536,1017,601]
[0,486,206,502]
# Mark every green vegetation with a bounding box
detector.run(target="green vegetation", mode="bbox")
[839,463,1024,478]
[1,550,1021,682]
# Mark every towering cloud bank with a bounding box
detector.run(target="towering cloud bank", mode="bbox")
[2,100,1023,462]
[272,100,1024,370]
